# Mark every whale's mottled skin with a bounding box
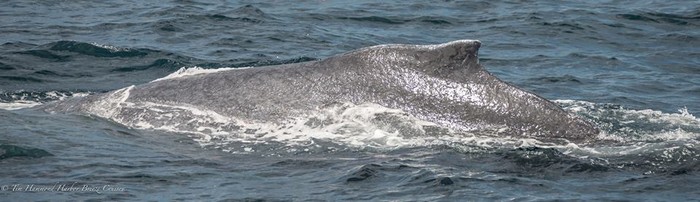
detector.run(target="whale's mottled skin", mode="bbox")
[45,40,599,142]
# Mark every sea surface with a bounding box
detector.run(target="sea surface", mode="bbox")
[1,0,699,201]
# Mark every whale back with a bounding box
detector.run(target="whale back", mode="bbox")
[42,40,599,143]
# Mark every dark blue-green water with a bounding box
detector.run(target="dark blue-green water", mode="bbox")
[1,0,699,201]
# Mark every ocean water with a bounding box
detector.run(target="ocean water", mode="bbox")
[1,0,699,201]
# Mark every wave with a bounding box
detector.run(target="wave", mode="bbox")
[0,40,318,92]
[110,59,183,72]
[49,41,152,58]
[528,75,583,84]
[309,13,457,25]
[0,144,53,160]
[616,11,699,26]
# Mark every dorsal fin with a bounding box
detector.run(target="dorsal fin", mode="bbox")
[330,40,482,75]
[429,39,480,68]
[409,40,482,76]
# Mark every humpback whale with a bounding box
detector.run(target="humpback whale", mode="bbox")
[44,40,599,143]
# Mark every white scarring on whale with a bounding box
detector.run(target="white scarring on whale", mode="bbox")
[43,40,599,143]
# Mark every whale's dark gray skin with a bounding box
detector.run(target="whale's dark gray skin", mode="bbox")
[44,40,599,143]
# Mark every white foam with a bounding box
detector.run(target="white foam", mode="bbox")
[90,98,532,150]
[201,103,453,149]
[625,108,698,127]
[0,91,90,110]
[550,99,700,160]
[556,99,700,125]
[651,128,699,141]
[151,66,242,82]
[77,94,699,159]
[0,101,43,110]
[89,42,128,52]
[85,85,134,118]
